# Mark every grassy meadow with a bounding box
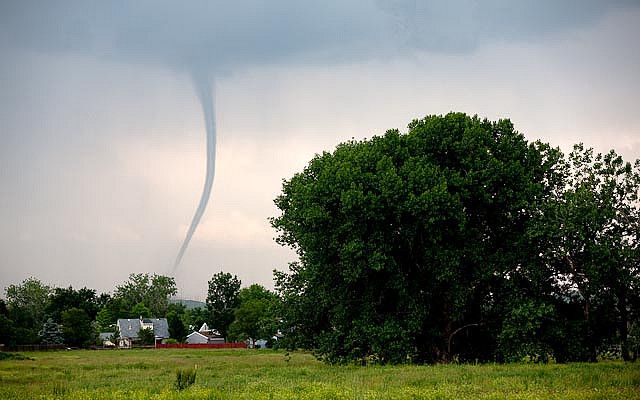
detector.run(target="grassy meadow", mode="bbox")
[0,349,638,400]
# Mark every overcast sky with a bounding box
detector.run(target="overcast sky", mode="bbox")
[1,1,639,300]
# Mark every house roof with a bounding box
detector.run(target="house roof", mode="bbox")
[117,319,141,339]
[187,331,209,340]
[116,318,170,339]
[151,318,169,338]
[198,322,223,337]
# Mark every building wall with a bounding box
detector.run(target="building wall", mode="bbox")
[186,333,209,344]
[209,337,225,344]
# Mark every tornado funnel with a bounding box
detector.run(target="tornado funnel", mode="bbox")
[173,71,217,272]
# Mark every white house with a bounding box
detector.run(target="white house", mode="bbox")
[185,331,210,344]
[184,322,225,344]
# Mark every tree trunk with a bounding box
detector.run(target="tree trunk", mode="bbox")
[447,323,481,360]
[618,291,631,361]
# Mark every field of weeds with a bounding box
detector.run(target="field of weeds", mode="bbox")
[0,349,638,399]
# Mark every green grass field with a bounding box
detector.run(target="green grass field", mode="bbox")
[0,349,638,399]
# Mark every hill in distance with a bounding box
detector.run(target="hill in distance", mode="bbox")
[170,299,206,310]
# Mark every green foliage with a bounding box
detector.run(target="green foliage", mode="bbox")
[174,367,197,390]
[0,352,33,361]
[61,308,95,347]
[95,307,116,332]
[100,296,130,323]
[272,112,640,365]
[46,286,99,323]
[51,382,68,396]
[528,144,640,361]
[272,113,561,364]
[114,273,177,318]
[0,299,8,316]
[0,314,16,346]
[0,301,12,345]
[4,277,51,341]
[167,310,188,342]
[108,329,120,346]
[629,321,640,359]
[206,272,241,339]
[229,284,279,345]
[497,300,555,363]
[131,302,152,319]
[138,327,156,346]
[38,318,63,345]
[185,307,209,331]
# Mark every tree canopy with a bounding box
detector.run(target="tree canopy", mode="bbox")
[47,286,99,323]
[4,277,52,344]
[61,307,96,348]
[229,284,279,346]
[272,113,640,364]
[113,273,177,318]
[206,272,241,339]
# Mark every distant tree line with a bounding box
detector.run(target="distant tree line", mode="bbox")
[271,113,640,364]
[0,272,278,348]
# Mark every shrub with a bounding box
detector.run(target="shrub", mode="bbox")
[175,367,196,390]
[138,327,156,346]
[0,352,33,361]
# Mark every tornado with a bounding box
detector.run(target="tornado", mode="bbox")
[173,70,217,272]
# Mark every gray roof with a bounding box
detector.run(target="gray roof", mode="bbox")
[117,319,140,339]
[187,331,208,339]
[117,318,169,339]
[150,318,169,338]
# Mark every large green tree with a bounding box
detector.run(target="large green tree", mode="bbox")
[0,314,16,346]
[530,145,640,361]
[46,286,99,323]
[167,310,188,342]
[185,307,209,331]
[61,307,95,348]
[272,113,564,364]
[206,272,241,340]
[96,295,130,329]
[229,284,279,346]
[4,277,52,344]
[113,273,177,317]
[0,299,16,346]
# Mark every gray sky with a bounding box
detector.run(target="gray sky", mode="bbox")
[1,1,639,300]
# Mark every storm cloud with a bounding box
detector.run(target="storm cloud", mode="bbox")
[2,1,634,73]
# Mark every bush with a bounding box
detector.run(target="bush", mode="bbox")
[175,368,196,390]
[138,327,156,346]
[0,352,33,361]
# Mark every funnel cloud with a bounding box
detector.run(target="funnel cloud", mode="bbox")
[173,71,217,271]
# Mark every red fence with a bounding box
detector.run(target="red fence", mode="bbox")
[155,342,247,349]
